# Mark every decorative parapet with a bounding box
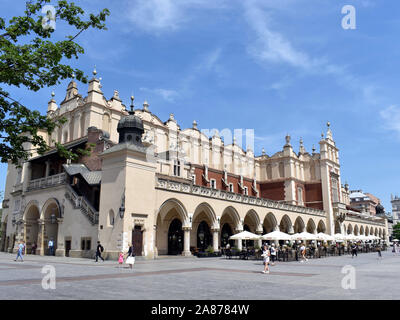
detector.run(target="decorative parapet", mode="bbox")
[27,173,66,191]
[155,175,326,217]
[345,215,385,226]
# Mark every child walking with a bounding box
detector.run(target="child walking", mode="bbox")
[118,251,124,268]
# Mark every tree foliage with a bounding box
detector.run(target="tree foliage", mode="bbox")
[0,0,110,165]
[393,223,400,241]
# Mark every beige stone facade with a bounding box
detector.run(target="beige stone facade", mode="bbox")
[0,73,389,259]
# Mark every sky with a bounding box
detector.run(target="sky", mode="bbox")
[0,0,399,212]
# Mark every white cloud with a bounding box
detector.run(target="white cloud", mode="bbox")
[140,87,179,102]
[126,0,228,33]
[244,1,316,69]
[380,105,400,134]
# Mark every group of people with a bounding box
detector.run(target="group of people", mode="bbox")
[95,241,136,269]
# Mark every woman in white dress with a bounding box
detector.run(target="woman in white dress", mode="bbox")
[125,244,135,269]
[262,244,270,274]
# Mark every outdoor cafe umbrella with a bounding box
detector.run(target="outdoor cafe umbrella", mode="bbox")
[345,234,357,241]
[334,233,346,242]
[316,232,335,241]
[261,230,292,241]
[229,231,261,240]
[357,235,368,241]
[291,232,317,241]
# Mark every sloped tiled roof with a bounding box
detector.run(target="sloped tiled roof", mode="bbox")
[63,164,101,185]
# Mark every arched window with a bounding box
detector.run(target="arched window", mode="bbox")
[297,187,303,206]
[102,113,111,133]
[279,162,284,178]
[108,210,115,227]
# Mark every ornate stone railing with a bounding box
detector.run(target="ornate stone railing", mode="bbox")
[156,176,326,217]
[346,215,385,226]
[65,184,99,225]
[27,173,66,191]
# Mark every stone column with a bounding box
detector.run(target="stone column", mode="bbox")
[212,228,219,252]
[45,160,50,177]
[182,227,192,256]
[22,162,32,193]
[237,238,242,251]
[153,225,158,258]
[255,231,263,248]
[55,218,65,257]
[37,220,45,256]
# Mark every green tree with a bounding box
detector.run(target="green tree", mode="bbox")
[0,0,110,165]
[393,223,400,241]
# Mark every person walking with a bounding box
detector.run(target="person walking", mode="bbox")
[95,241,105,262]
[31,242,37,255]
[125,243,136,269]
[377,246,382,259]
[351,243,357,258]
[118,251,124,268]
[14,241,25,262]
[270,243,277,265]
[261,244,270,274]
[300,243,307,262]
[48,238,54,256]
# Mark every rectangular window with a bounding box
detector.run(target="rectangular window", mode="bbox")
[331,177,339,203]
[13,199,21,213]
[173,160,181,176]
[244,187,248,195]
[192,174,196,185]
[210,179,216,189]
[81,239,85,251]
[229,183,234,193]
[297,187,303,206]
[86,239,91,251]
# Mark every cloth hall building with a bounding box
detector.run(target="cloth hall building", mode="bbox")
[0,72,389,259]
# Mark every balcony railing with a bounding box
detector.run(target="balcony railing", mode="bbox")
[156,175,326,217]
[27,173,66,191]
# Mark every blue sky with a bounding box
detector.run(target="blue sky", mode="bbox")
[1,0,399,211]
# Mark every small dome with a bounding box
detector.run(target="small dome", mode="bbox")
[117,113,144,131]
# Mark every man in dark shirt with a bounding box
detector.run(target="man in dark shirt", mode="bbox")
[95,241,105,262]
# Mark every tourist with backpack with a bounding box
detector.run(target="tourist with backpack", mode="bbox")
[95,241,105,262]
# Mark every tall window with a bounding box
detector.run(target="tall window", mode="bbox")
[331,177,339,202]
[210,179,216,189]
[297,187,303,206]
[173,160,181,176]
[229,183,234,193]
[192,174,196,185]
[244,187,248,195]
[108,210,115,227]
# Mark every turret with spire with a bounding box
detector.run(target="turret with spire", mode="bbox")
[47,91,58,114]
[87,66,103,104]
[117,95,144,145]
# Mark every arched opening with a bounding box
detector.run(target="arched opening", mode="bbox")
[243,210,259,247]
[354,225,359,236]
[317,220,326,233]
[263,213,277,234]
[306,219,316,234]
[360,226,364,235]
[347,224,353,235]
[156,199,187,256]
[221,223,233,248]
[42,200,60,256]
[334,221,341,234]
[294,217,305,233]
[279,215,292,234]
[192,203,216,252]
[168,219,183,255]
[220,206,240,248]
[197,221,211,252]
[1,215,8,252]
[24,204,40,254]
[365,227,369,236]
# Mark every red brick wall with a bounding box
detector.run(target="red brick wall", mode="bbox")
[259,181,285,201]
[304,183,323,210]
[79,127,111,171]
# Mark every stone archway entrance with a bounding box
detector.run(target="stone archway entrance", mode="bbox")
[24,205,40,254]
[221,223,233,248]
[197,221,211,252]
[43,201,60,256]
[168,218,183,255]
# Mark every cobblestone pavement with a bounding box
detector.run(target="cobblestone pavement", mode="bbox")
[0,250,398,300]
